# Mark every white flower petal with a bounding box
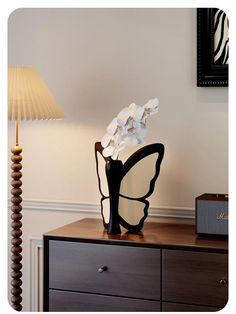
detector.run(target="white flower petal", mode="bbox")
[143,97,159,115]
[111,149,119,160]
[103,145,115,157]
[107,118,118,135]
[117,141,126,152]
[128,103,143,121]
[128,102,137,110]
[101,133,112,148]
[128,103,138,116]
[119,129,127,140]
[134,106,144,121]
[101,97,159,156]
[125,118,133,130]
[144,97,159,109]
[114,131,123,144]
[117,107,130,125]
[133,120,145,129]
[137,127,147,143]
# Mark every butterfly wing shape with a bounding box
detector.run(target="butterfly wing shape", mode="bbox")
[95,142,164,233]
[95,142,111,229]
[118,143,164,232]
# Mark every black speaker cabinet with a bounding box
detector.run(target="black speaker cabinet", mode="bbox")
[196,193,228,236]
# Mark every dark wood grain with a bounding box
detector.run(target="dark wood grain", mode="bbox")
[162,250,228,307]
[162,302,220,312]
[43,219,228,312]
[44,218,228,253]
[49,289,160,312]
[49,240,160,300]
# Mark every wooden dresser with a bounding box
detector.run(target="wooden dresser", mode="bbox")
[43,218,228,312]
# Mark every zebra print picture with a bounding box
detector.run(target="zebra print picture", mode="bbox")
[214,9,229,65]
[197,8,228,87]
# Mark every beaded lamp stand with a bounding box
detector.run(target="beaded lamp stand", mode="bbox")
[8,66,64,311]
[10,120,23,311]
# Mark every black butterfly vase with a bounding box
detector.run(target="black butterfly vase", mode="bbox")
[105,159,123,234]
[95,141,165,235]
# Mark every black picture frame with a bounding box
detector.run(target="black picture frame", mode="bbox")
[197,8,228,87]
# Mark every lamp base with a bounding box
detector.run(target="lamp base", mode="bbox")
[10,145,23,311]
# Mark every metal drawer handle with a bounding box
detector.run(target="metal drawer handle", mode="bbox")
[98,266,108,273]
[219,279,227,285]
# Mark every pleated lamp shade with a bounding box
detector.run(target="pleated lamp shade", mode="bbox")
[8,66,64,120]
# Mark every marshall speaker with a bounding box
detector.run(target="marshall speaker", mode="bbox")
[196,193,228,236]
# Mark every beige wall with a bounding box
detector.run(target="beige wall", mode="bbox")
[8,8,228,310]
[8,8,228,207]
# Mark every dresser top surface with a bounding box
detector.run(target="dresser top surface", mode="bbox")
[44,218,228,252]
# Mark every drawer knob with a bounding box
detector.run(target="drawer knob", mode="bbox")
[219,279,227,285]
[98,266,108,273]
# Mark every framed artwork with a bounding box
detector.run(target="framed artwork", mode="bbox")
[197,8,228,87]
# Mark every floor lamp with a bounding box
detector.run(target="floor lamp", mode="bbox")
[8,67,64,311]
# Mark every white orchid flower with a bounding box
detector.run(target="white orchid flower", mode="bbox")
[101,97,159,159]
[103,144,115,158]
[101,133,113,148]
[125,121,147,145]
[103,138,126,159]
[106,118,118,135]
[117,107,130,126]
[128,103,144,121]
[143,98,159,115]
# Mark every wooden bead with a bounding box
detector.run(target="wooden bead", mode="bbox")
[11,155,22,163]
[11,262,22,271]
[11,196,22,204]
[12,304,23,312]
[11,254,22,262]
[11,301,23,312]
[11,295,23,305]
[11,180,22,188]
[11,204,22,213]
[11,172,22,180]
[11,188,23,196]
[11,238,22,250]
[11,221,23,229]
[11,163,22,171]
[12,304,23,311]
[11,279,22,288]
[11,146,22,154]
[11,238,22,246]
[11,287,22,296]
[11,146,23,311]
[11,230,23,238]
[11,213,23,222]
[11,270,22,279]
[11,246,22,255]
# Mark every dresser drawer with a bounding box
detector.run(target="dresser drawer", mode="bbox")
[49,289,160,311]
[49,240,160,300]
[162,250,228,307]
[162,302,219,312]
